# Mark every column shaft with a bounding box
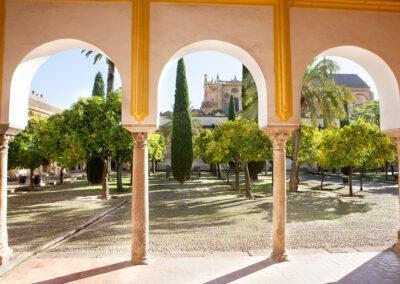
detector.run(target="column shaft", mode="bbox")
[131,132,149,264]
[0,135,12,265]
[394,139,400,253]
[267,126,294,261]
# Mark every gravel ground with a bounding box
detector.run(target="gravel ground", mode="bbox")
[8,181,129,253]
[42,172,399,257]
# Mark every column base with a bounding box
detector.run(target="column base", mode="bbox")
[131,256,149,265]
[271,250,288,262]
[0,247,13,266]
[394,231,400,253]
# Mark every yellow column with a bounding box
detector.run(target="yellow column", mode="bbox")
[131,0,150,122]
[267,126,294,261]
[131,132,149,265]
[273,0,293,121]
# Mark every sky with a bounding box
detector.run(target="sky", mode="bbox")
[30,49,378,111]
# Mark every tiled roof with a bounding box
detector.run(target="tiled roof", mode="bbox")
[333,74,370,89]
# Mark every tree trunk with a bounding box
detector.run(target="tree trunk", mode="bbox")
[265,161,268,176]
[116,159,123,192]
[289,125,301,193]
[349,167,353,197]
[107,155,112,181]
[320,169,325,190]
[360,168,363,191]
[243,162,254,199]
[106,59,115,96]
[385,162,388,180]
[152,160,156,174]
[60,167,64,185]
[217,163,222,179]
[391,163,395,177]
[234,158,240,192]
[101,158,110,200]
[30,168,34,189]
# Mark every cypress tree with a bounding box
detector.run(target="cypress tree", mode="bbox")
[228,95,236,121]
[92,72,105,97]
[171,58,193,184]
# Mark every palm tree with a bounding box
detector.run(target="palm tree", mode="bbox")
[289,58,353,192]
[81,50,115,96]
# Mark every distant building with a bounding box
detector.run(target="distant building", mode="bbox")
[332,74,374,112]
[200,74,242,115]
[28,91,63,118]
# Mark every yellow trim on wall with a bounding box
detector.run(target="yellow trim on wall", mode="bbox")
[292,0,400,12]
[131,0,150,121]
[273,0,292,121]
[0,0,5,115]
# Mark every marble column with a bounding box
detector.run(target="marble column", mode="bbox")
[131,132,149,265]
[267,126,294,261]
[0,135,12,265]
[393,138,400,253]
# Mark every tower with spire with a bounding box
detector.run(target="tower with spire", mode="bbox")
[201,74,242,115]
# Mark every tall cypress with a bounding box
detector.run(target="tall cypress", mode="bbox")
[171,58,193,183]
[92,72,105,97]
[228,95,236,121]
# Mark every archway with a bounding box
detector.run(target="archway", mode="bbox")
[156,40,268,129]
[316,46,400,132]
[8,39,118,130]
[5,39,127,263]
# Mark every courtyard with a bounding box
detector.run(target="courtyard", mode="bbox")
[5,172,399,258]
[1,172,399,282]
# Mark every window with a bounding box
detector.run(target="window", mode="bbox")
[231,88,239,94]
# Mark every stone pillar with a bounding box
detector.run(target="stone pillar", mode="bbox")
[267,126,294,261]
[393,138,400,253]
[0,135,12,265]
[131,132,149,265]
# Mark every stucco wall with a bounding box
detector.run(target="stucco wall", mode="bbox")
[291,8,400,131]
[2,0,132,131]
[149,3,274,128]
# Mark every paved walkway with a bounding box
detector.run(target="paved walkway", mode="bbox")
[2,250,400,283]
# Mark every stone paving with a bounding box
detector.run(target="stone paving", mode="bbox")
[1,250,400,283]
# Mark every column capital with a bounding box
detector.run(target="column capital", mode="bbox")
[266,125,297,150]
[0,135,13,153]
[132,132,149,148]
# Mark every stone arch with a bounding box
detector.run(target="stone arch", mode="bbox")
[5,39,121,132]
[156,40,268,129]
[294,46,400,132]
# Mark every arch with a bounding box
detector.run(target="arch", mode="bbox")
[315,46,400,132]
[157,40,268,128]
[7,39,117,131]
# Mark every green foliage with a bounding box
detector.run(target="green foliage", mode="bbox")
[351,100,380,126]
[212,119,272,164]
[9,116,46,171]
[171,58,193,183]
[41,110,85,170]
[317,119,396,171]
[194,130,220,165]
[287,124,319,165]
[302,59,353,127]
[91,72,105,98]
[86,156,104,184]
[228,95,236,121]
[240,65,258,121]
[148,133,167,162]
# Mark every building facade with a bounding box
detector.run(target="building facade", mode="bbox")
[28,91,63,118]
[200,75,242,115]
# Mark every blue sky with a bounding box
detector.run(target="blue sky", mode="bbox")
[30,49,378,111]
